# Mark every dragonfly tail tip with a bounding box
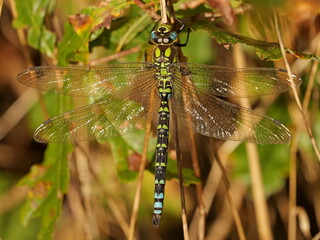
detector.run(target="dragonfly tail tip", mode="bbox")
[152,214,162,228]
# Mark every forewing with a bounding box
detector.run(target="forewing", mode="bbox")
[34,79,159,143]
[174,63,301,97]
[18,63,155,97]
[172,76,291,144]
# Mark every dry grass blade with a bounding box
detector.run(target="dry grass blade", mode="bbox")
[0,185,28,215]
[85,147,131,238]
[182,74,205,240]
[312,232,320,240]
[302,33,320,111]
[172,108,190,240]
[107,198,130,238]
[289,127,299,240]
[0,0,42,142]
[273,12,320,162]
[128,89,155,240]
[128,120,152,240]
[233,44,273,240]
[212,141,246,240]
[186,111,205,240]
[0,0,3,18]
[190,141,240,239]
[295,207,312,239]
[0,89,39,141]
[246,142,273,240]
[73,144,100,240]
[273,11,319,240]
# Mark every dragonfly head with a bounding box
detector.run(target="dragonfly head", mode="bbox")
[150,23,179,45]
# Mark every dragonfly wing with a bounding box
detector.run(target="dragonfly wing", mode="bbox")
[174,63,301,98]
[18,63,155,97]
[34,82,159,143]
[172,78,291,144]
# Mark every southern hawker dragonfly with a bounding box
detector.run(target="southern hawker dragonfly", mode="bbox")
[18,20,301,226]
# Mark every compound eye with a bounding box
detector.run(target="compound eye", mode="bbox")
[150,31,157,42]
[169,32,177,41]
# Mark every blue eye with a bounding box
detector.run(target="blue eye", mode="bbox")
[151,31,157,41]
[169,32,177,41]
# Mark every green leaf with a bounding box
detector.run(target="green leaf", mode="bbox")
[112,14,151,51]
[232,143,290,195]
[106,131,199,185]
[57,22,88,65]
[0,173,40,239]
[27,27,56,58]
[57,3,129,65]
[191,22,320,62]
[106,131,157,182]
[165,158,200,186]
[19,143,72,240]
[13,0,56,57]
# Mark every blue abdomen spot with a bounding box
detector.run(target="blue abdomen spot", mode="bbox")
[153,209,162,214]
[154,192,164,199]
[154,202,163,209]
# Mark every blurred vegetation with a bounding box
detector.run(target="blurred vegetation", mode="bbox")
[0,0,319,239]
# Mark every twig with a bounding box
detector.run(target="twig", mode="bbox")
[89,46,141,65]
[133,0,160,20]
[159,0,168,24]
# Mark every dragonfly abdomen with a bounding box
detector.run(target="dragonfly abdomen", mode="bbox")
[152,60,174,226]
[153,98,170,226]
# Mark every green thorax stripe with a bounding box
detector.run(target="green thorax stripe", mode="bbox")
[152,45,177,64]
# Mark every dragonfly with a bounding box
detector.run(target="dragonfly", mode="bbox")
[18,19,301,227]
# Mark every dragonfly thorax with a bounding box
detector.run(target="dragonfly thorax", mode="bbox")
[152,45,177,64]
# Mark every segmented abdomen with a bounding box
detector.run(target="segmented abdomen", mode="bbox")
[152,74,172,226]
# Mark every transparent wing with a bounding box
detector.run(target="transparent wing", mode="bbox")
[171,74,291,144]
[34,77,159,143]
[173,63,301,97]
[18,63,155,97]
